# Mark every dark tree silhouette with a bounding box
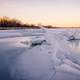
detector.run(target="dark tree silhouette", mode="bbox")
[0,16,55,30]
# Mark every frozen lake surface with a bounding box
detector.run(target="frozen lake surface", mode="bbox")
[0,29,80,80]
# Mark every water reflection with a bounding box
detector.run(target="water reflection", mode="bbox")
[69,40,80,52]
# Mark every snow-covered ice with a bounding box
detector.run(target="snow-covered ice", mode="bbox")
[0,28,80,80]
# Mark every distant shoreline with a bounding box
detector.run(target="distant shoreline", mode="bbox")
[0,27,80,30]
[0,17,80,30]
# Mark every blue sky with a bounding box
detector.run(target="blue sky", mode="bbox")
[0,0,80,27]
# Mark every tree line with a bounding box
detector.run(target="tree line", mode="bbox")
[0,16,54,30]
[0,16,41,29]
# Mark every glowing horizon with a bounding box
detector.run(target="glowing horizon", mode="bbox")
[0,0,80,27]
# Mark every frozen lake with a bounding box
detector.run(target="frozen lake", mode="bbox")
[0,29,80,80]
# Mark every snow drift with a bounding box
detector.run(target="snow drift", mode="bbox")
[0,28,80,80]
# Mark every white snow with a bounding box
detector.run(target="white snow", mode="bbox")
[0,28,80,80]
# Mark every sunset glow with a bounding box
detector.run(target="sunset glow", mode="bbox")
[0,0,80,27]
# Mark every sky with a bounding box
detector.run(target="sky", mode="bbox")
[0,0,80,27]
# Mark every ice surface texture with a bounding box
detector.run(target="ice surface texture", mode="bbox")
[0,28,80,80]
